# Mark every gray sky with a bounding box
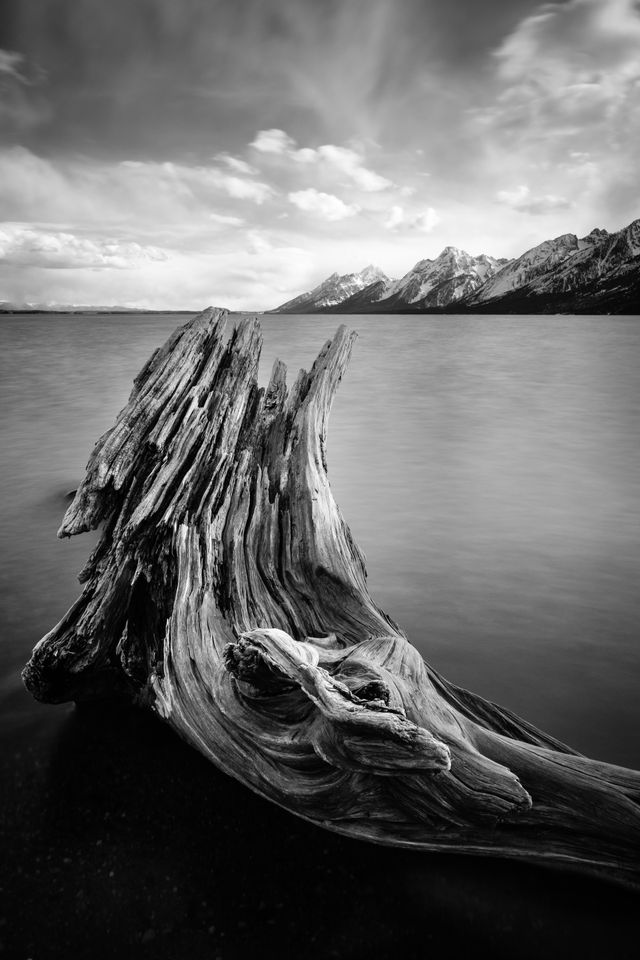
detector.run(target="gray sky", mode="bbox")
[1,0,639,308]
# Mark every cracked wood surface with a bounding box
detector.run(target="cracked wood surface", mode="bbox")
[23,307,640,886]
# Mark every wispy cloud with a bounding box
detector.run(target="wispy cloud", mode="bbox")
[495,0,640,88]
[0,47,49,132]
[482,0,640,158]
[463,0,640,231]
[120,161,274,205]
[0,148,275,226]
[209,212,245,227]
[213,152,259,176]
[0,49,29,83]
[311,144,392,192]
[495,185,571,215]
[251,128,392,192]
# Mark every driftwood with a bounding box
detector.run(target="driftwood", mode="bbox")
[24,307,640,885]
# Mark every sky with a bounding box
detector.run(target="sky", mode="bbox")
[0,0,639,309]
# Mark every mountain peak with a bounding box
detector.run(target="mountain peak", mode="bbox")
[358,264,387,283]
[583,227,609,240]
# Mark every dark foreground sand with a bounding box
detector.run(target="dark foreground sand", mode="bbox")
[1,701,638,960]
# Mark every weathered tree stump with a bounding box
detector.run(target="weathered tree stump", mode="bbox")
[24,308,640,885]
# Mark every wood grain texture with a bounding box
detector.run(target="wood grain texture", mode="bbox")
[23,307,640,885]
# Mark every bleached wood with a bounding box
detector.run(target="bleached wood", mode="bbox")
[24,307,640,885]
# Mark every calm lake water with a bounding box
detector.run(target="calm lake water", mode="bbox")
[1,311,639,957]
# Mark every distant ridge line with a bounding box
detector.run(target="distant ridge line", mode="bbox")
[269,217,640,316]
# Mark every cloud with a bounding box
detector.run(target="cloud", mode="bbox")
[412,209,441,232]
[0,49,29,83]
[384,205,440,232]
[495,185,571,215]
[385,205,404,230]
[0,48,49,132]
[121,160,274,205]
[3,0,479,156]
[251,128,392,192]
[495,0,640,86]
[0,148,275,227]
[486,0,640,148]
[310,144,392,192]
[495,186,532,207]
[209,212,245,227]
[463,0,640,227]
[0,225,168,270]
[246,229,273,255]
[3,2,637,310]
[206,170,273,203]
[250,129,295,154]
[0,223,315,311]
[288,188,359,221]
[214,152,258,176]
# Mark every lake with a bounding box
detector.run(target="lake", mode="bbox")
[1,311,639,957]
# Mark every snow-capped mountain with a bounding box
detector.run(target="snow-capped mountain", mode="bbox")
[270,218,640,315]
[271,264,389,313]
[468,219,640,313]
[272,250,507,313]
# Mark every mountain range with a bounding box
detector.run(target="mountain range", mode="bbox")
[270,218,640,315]
[0,301,194,314]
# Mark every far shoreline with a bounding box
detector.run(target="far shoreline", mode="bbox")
[2,307,639,317]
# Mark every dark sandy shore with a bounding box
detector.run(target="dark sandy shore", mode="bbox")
[1,699,638,960]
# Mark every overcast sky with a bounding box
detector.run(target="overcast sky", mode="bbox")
[1,0,639,308]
